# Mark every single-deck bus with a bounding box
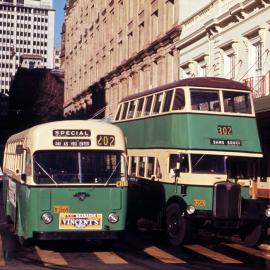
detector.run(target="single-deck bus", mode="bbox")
[114,77,270,247]
[3,120,128,244]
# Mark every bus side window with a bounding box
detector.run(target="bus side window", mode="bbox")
[152,93,163,115]
[136,98,144,117]
[121,102,129,120]
[127,100,136,119]
[130,156,137,176]
[143,95,153,116]
[162,90,173,112]
[169,154,189,173]
[147,157,155,178]
[115,104,122,121]
[172,88,185,110]
[138,157,146,177]
[25,149,31,175]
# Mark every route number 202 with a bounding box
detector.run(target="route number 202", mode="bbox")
[97,135,115,146]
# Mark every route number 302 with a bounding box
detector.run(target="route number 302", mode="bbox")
[97,135,115,146]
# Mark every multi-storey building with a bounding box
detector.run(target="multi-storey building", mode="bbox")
[0,0,55,95]
[176,0,270,193]
[53,48,61,69]
[64,0,183,118]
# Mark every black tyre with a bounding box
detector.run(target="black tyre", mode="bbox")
[241,224,264,247]
[165,203,191,246]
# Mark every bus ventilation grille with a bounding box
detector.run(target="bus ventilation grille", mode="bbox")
[213,181,241,219]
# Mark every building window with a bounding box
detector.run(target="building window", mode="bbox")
[255,42,262,71]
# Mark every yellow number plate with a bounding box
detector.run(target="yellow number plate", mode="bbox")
[193,199,206,207]
[54,205,70,213]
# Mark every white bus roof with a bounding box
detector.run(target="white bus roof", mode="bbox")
[6,120,126,152]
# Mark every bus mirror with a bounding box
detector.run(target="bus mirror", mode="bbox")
[21,173,26,182]
[16,145,25,155]
[174,168,180,177]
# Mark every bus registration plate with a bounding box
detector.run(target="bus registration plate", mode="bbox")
[59,213,102,230]
[54,205,70,213]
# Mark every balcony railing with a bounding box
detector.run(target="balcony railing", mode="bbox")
[243,72,270,99]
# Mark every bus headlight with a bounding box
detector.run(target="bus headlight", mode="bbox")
[108,213,119,224]
[265,207,270,218]
[41,212,53,224]
[186,205,195,215]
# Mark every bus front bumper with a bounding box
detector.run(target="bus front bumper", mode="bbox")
[33,231,124,241]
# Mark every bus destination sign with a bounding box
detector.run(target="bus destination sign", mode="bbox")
[53,139,91,147]
[53,129,91,137]
[210,138,242,146]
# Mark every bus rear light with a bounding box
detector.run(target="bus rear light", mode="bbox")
[186,205,195,215]
[108,212,119,224]
[41,212,53,224]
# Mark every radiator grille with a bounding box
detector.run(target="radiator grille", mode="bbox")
[213,182,241,219]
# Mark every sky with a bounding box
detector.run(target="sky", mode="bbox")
[53,0,65,48]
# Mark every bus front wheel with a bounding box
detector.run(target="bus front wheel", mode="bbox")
[165,203,191,246]
[241,224,264,247]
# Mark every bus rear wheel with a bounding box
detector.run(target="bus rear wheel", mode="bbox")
[165,203,191,246]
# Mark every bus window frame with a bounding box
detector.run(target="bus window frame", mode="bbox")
[121,102,129,120]
[127,100,137,119]
[115,104,122,121]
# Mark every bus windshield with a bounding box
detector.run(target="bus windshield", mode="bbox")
[33,150,124,185]
[191,154,226,174]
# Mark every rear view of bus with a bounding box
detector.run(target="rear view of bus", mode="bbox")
[114,77,270,247]
[2,120,128,243]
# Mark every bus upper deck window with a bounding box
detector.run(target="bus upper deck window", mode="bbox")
[152,93,163,115]
[191,89,220,112]
[121,102,129,119]
[223,91,251,114]
[127,100,136,119]
[172,88,185,110]
[136,98,144,117]
[115,104,122,121]
[162,90,173,112]
[143,95,153,116]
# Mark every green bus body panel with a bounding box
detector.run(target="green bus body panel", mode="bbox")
[3,178,127,239]
[129,179,251,220]
[117,114,261,153]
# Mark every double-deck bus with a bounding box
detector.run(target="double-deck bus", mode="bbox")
[2,120,128,244]
[114,77,270,247]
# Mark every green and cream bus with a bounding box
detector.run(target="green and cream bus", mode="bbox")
[114,77,270,247]
[3,120,128,244]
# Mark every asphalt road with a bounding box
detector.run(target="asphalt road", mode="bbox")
[0,189,268,270]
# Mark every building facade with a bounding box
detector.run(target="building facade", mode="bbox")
[176,0,270,185]
[0,0,55,95]
[63,0,185,119]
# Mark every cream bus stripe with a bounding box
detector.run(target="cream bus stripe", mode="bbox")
[225,243,270,261]
[0,235,5,267]
[184,244,242,264]
[144,246,186,264]
[35,247,68,266]
[93,252,128,264]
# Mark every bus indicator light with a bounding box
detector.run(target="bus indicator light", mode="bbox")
[116,180,128,187]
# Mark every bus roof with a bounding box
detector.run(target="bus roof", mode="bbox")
[121,77,250,103]
[6,120,126,152]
